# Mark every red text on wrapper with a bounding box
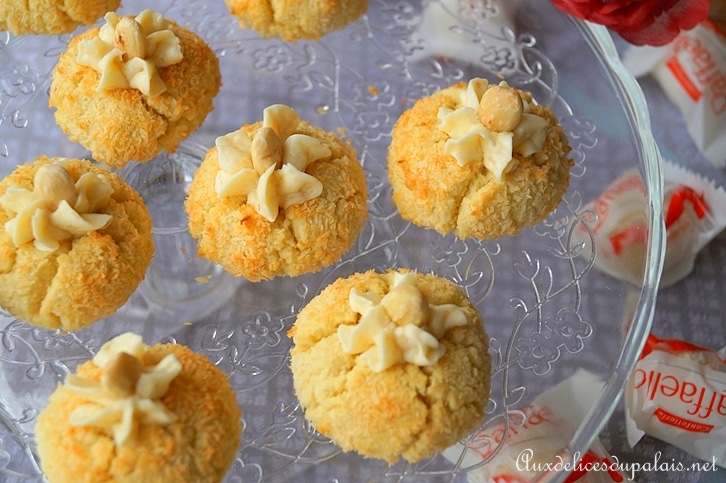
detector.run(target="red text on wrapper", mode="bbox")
[591,173,646,233]
[654,407,714,433]
[664,186,709,227]
[468,405,560,461]
[669,31,726,115]
[627,335,726,467]
[605,184,710,254]
[632,367,726,425]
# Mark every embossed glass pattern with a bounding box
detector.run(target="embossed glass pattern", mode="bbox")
[0,0,663,481]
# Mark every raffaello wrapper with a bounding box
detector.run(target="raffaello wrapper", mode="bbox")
[442,369,630,482]
[623,22,726,169]
[409,0,517,67]
[625,334,726,468]
[572,160,726,288]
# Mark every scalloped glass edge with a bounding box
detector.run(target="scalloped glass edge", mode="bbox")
[0,5,667,481]
[535,18,666,483]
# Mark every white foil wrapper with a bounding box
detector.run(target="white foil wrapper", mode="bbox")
[572,160,726,288]
[409,0,517,67]
[443,369,630,482]
[625,335,726,468]
[623,23,726,169]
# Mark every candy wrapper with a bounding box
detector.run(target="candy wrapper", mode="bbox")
[409,0,517,67]
[623,22,726,169]
[443,369,630,482]
[625,334,726,468]
[571,160,726,288]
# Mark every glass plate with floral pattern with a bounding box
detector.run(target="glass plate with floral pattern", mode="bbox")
[0,0,663,481]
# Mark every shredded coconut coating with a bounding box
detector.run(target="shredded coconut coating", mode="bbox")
[36,343,242,483]
[0,0,120,35]
[288,269,491,464]
[224,0,367,41]
[388,81,573,240]
[186,120,368,282]
[49,18,221,168]
[0,157,153,331]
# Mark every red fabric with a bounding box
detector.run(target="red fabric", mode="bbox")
[551,0,711,45]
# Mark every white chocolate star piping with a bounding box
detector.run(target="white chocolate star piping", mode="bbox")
[337,272,468,372]
[76,10,183,97]
[0,161,113,252]
[214,104,331,222]
[437,78,549,181]
[64,332,182,446]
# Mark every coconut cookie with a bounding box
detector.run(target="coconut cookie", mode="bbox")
[186,104,368,282]
[388,78,573,240]
[224,0,368,41]
[0,0,120,35]
[36,332,242,483]
[0,157,154,331]
[49,9,221,168]
[288,268,491,463]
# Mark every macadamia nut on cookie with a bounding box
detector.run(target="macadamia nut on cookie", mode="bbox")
[0,157,154,331]
[186,104,368,282]
[49,10,221,168]
[288,269,491,463]
[388,78,573,240]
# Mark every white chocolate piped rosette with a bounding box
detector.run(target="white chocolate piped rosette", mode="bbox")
[213,105,330,222]
[76,10,184,98]
[35,332,242,482]
[186,104,368,282]
[288,268,491,463]
[2,162,113,252]
[49,9,221,168]
[337,271,468,372]
[0,157,153,331]
[388,77,573,239]
[439,79,551,179]
[63,332,183,446]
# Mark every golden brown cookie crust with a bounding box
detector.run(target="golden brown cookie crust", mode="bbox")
[36,342,242,483]
[49,17,221,168]
[0,0,120,35]
[288,269,491,463]
[388,81,573,240]
[186,120,368,282]
[224,0,368,41]
[0,157,154,331]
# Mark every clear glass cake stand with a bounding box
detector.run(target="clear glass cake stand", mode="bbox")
[0,1,663,481]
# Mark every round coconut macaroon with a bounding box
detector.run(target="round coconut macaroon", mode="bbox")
[388,77,573,240]
[186,104,369,282]
[49,9,221,168]
[35,332,242,483]
[0,156,154,331]
[224,0,368,41]
[0,0,120,35]
[288,268,492,464]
